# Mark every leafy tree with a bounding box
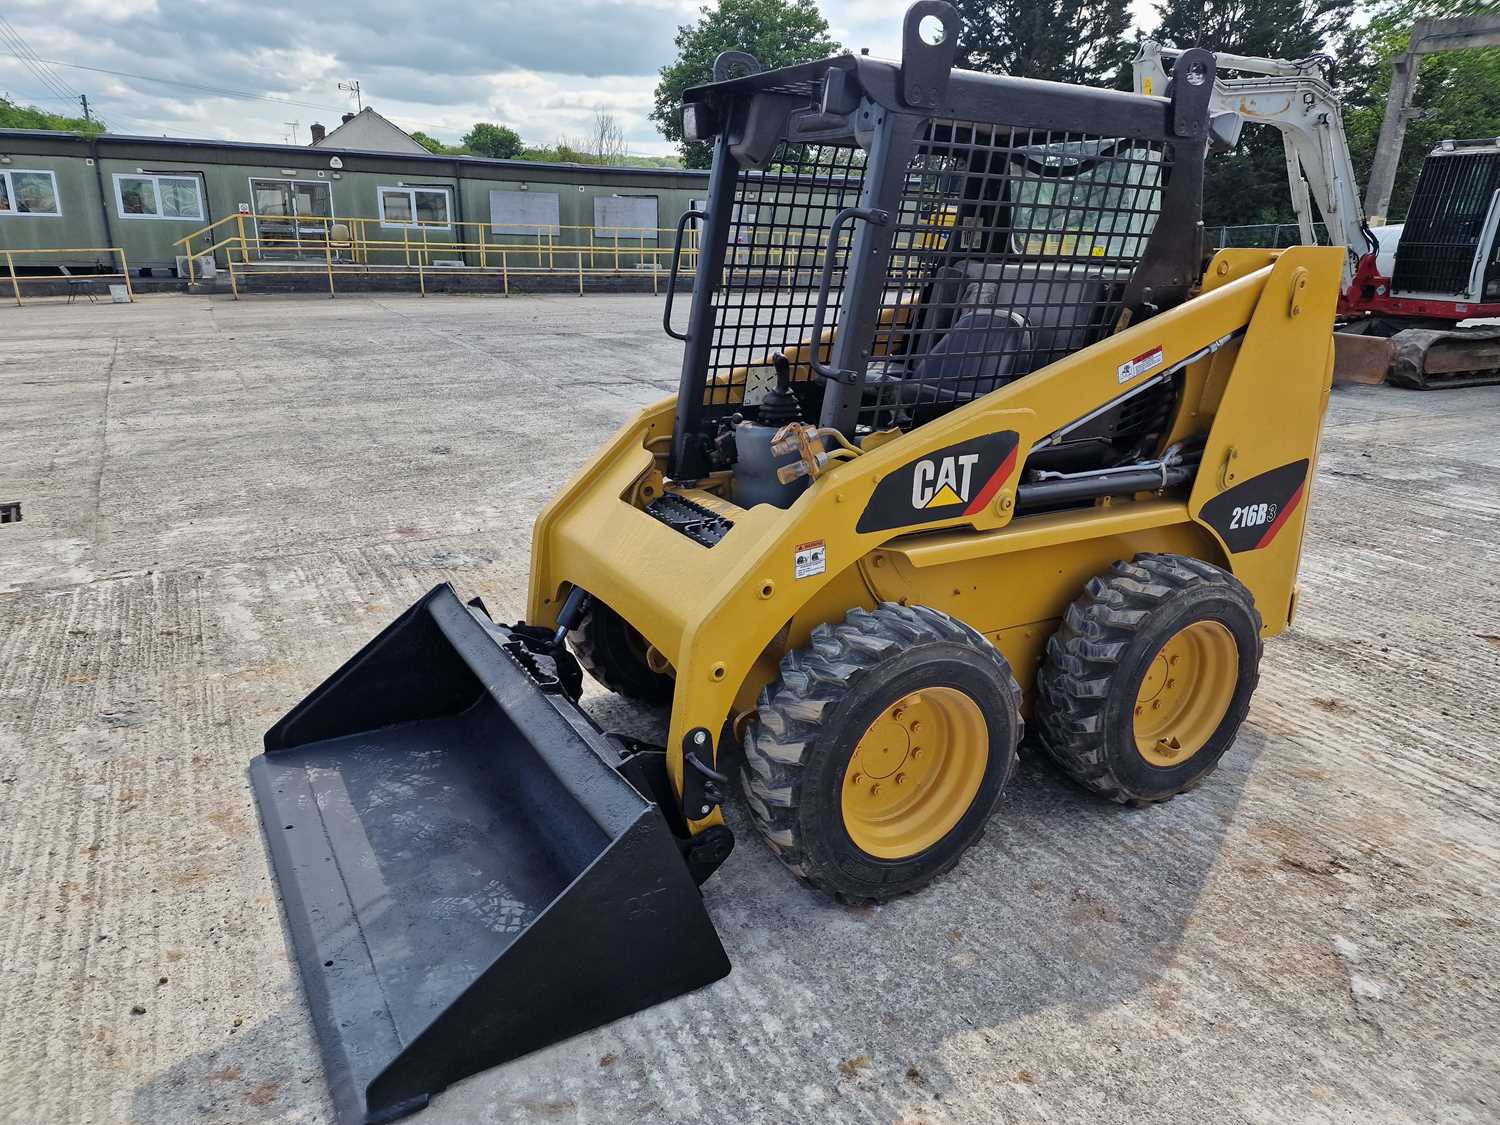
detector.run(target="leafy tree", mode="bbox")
[521,139,595,164]
[952,0,1135,87]
[0,96,104,135]
[409,130,462,155]
[1151,0,1354,228]
[651,0,840,168]
[460,122,524,159]
[1340,0,1500,220]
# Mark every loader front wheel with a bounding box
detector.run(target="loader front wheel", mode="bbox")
[568,601,674,705]
[1034,554,1262,805]
[742,603,1021,903]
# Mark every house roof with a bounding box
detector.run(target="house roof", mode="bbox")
[311,107,430,155]
[0,127,706,181]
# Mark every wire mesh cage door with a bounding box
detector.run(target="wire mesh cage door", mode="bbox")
[670,134,870,477]
[818,105,1207,437]
[669,45,1213,473]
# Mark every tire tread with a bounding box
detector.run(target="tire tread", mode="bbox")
[1034,553,1263,806]
[742,602,1021,904]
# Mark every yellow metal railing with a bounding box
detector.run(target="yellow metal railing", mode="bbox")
[170,209,957,299]
[3,248,134,307]
[172,213,719,298]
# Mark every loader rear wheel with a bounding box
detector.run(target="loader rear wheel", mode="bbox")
[1034,554,1262,805]
[742,603,1021,903]
[568,601,674,705]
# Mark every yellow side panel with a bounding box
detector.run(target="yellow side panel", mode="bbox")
[864,510,1221,704]
[1186,247,1342,636]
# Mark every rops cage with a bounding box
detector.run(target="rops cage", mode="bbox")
[663,2,1215,490]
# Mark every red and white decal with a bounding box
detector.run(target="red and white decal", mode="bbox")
[1117,345,1165,384]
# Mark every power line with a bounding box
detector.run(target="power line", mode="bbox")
[3,91,81,102]
[30,57,343,112]
[0,17,77,98]
[0,16,80,102]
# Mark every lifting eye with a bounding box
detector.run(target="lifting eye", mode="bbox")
[918,14,947,45]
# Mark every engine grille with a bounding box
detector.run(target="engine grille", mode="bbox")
[1391,150,1500,298]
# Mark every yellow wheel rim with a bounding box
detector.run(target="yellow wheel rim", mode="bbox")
[1133,620,1239,767]
[841,688,988,860]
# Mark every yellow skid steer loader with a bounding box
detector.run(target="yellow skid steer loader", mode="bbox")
[250,5,1343,1121]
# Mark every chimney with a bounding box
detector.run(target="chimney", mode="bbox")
[341,112,356,125]
[309,122,326,144]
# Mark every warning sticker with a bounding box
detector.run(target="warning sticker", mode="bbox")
[1117,345,1165,384]
[794,540,826,580]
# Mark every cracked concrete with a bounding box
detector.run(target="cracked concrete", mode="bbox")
[1,291,1496,1124]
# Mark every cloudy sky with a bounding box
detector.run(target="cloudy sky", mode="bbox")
[1,0,1158,154]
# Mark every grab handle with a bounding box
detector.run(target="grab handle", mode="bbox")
[809,207,889,385]
[662,208,707,341]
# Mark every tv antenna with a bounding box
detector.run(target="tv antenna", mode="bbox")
[338,80,363,111]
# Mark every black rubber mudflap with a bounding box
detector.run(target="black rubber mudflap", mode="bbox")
[250,584,730,1125]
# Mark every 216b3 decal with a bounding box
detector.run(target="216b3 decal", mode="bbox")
[1198,460,1309,553]
[1227,502,1277,530]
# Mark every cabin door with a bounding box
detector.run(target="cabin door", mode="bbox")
[250,179,335,258]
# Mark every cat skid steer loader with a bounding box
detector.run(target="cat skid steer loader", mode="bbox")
[251,5,1343,1122]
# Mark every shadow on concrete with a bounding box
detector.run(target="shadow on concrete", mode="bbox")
[134,729,1262,1124]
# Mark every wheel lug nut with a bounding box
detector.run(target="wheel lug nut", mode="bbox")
[1166,678,1176,688]
[869,783,881,796]
[1152,700,1161,710]
[895,772,906,786]
[1134,705,1143,716]
[909,720,923,734]
[1170,655,1179,665]
[851,773,863,786]
[911,746,922,758]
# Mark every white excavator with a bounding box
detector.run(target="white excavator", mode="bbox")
[1135,39,1500,388]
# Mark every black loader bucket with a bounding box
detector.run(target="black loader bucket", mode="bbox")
[250,584,730,1125]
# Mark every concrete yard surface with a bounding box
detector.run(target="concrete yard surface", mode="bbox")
[1,292,1497,1124]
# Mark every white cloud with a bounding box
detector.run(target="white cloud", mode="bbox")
[0,1,1166,154]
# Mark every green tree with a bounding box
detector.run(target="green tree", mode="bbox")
[1151,0,1354,228]
[1339,0,1500,220]
[409,130,461,155]
[952,0,1135,87]
[651,0,840,168]
[0,96,104,135]
[460,122,524,159]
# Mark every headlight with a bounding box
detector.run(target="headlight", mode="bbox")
[682,102,717,144]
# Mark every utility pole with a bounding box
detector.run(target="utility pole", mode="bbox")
[338,80,362,111]
[1364,12,1500,225]
[79,94,91,124]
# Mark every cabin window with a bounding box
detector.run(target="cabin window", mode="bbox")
[0,169,61,216]
[593,194,658,239]
[379,186,451,229]
[489,190,560,236]
[114,174,204,221]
